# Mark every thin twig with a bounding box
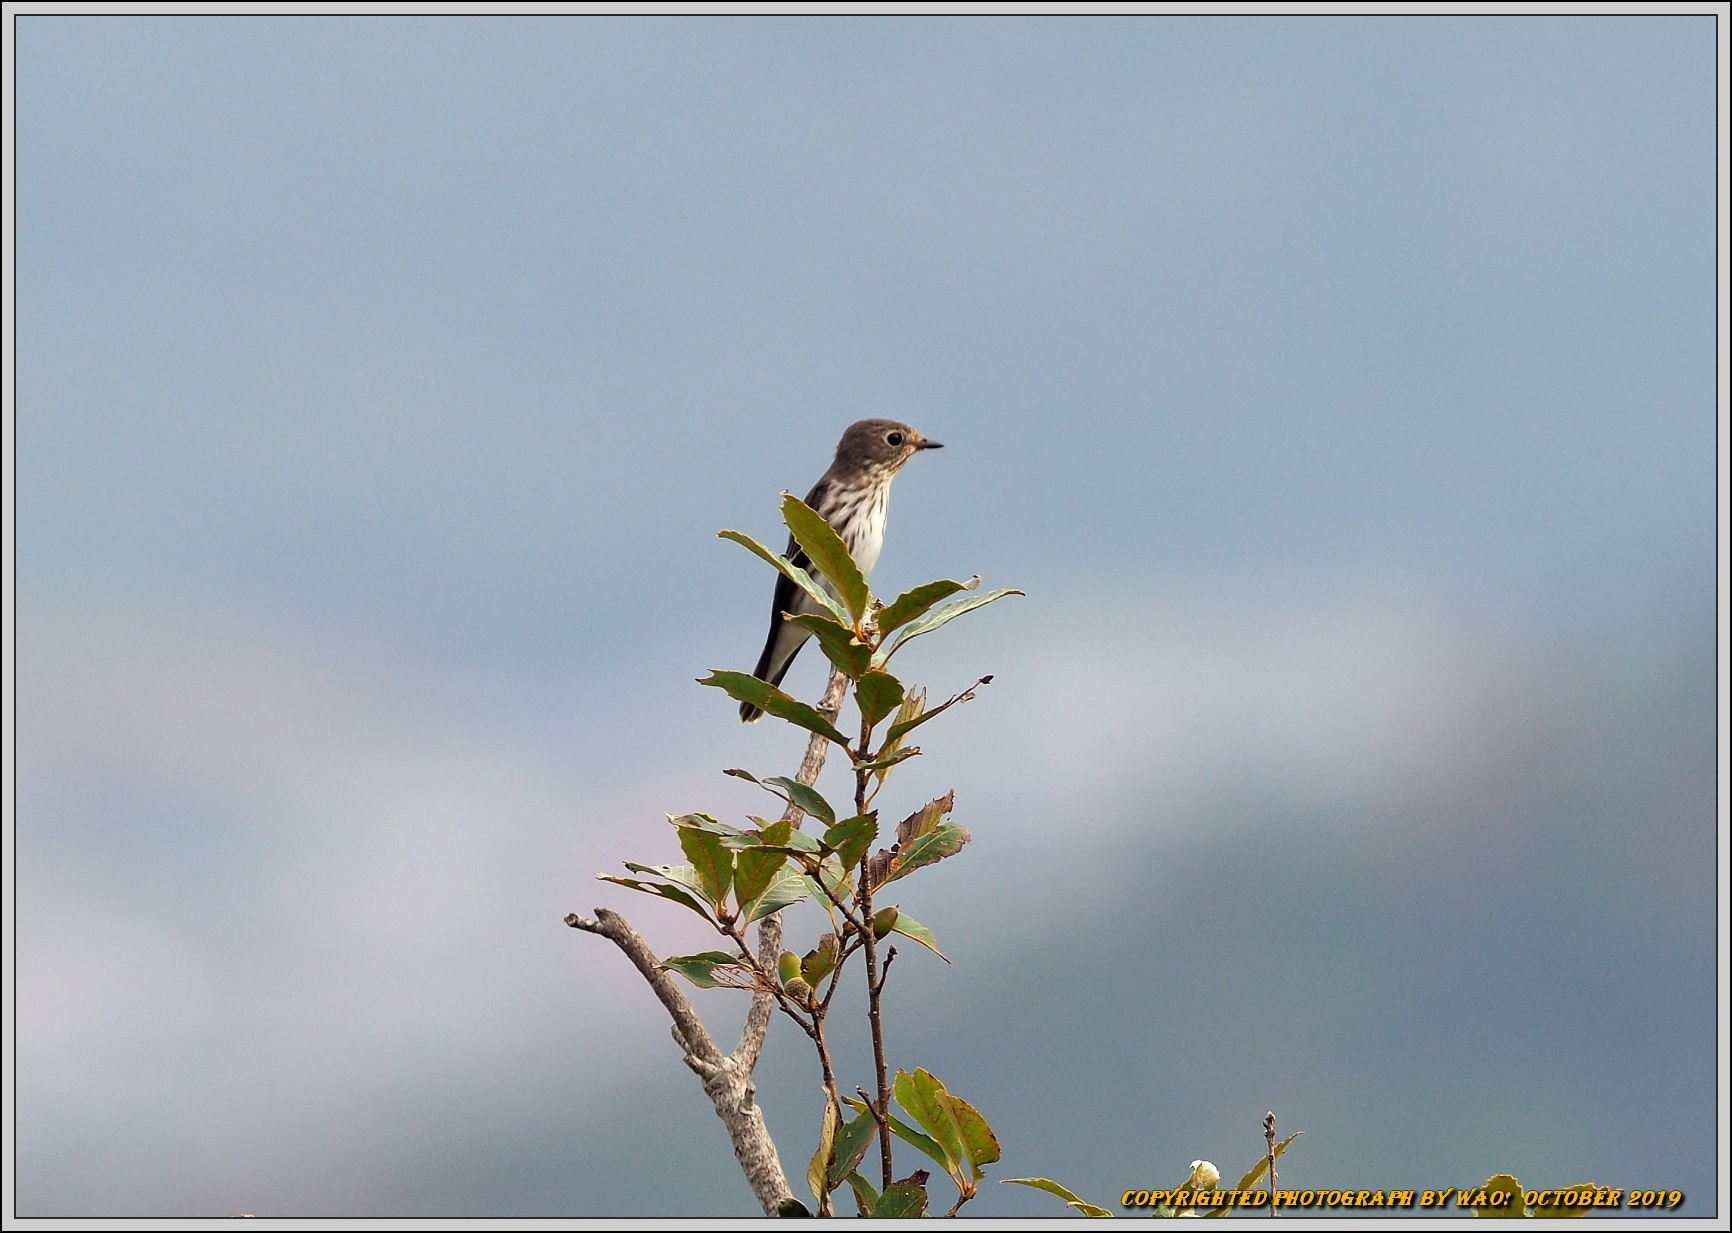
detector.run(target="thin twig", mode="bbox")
[1264,1111,1279,1218]
[875,945,898,997]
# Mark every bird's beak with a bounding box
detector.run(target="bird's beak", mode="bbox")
[915,438,944,450]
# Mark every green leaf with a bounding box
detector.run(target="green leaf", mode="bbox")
[743,863,812,922]
[1472,1174,1527,1218]
[621,861,706,892]
[808,1099,840,1207]
[886,822,971,883]
[781,492,871,624]
[844,1096,949,1173]
[728,769,837,828]
[666,812,762,850]
[879,588,1024,663]
[891,1069,998,1199]
[1002,1177,1115,1217]
[594,874,714,921]
[787,612,873,679]
[718,528,850,625]
[893,1069,969,1192]
[872,688,925,790]
[676,825,733,904]
[886,909,950,963]
[824,814,878,872]
[876,577,978,637]
[732,844,788,913]
[827,1111,879,1191]
[844,1172,879,1217]
[698,671,849,745]
[659,951,747,989]
[950,1095,1000,1174]
[762,777,837,827]
[854,669,905,728]
[871,1177,930,1218]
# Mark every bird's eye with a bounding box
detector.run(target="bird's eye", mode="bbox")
[886,431,904,447]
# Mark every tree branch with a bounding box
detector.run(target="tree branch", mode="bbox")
[566,667,851,1216]
[567,907,794,1215]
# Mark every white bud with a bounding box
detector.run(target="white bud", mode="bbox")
[1189,1160,1221,1190]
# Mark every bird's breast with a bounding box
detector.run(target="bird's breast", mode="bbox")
[844,486,890,578]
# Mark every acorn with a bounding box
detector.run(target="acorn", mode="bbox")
[871,906,900,939]
[783,976,813,1005]
[777,951,802,987]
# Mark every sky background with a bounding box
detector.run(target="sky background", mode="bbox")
[13,14,1721,1218]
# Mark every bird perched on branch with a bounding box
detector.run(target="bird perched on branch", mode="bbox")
[740,419,943,722]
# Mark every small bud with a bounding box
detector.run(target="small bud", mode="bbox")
[871,906,900,939]
[1188,1161,1220,1191]
[777,951,802,986]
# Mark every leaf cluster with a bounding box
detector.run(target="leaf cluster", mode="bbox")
[592,494,1023,1215]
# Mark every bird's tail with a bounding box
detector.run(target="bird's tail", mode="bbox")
[740,628,804,722]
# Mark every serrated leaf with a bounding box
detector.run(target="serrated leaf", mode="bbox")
[676,825,733,904]
[746,818,823,852]
[886,909,950,962]
[787,612,873,679]
[801,933,839,984]
[718,528,850,625]
[808,1098,841,1207]
[660,951,747,989]
[950,1095,1000,1174]
[886,822,971,883]
[854,669,904,729]
[824,814,878,872]
[594,874,714,921]
[871,1176,930,1218]
[1527,1183,1604,1218]
[781,493,871,624]
[894,792,954,847]
[743,863,812,922]
[845,1171,879,1217]
[894,1069,968,1190]
[827,1111,878,1191]
[667,812,762,850]
[732,844,788,912]
[622,861,705,892]
[1003,1177,1114,1217]
[1472,1173,1526,1218]
[877,577,978,637]
[699,671,849,745]
[879,588,1024,664]
[873,688,925,790]
[763,777,837,827]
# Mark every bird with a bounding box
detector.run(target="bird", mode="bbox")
[741,418,943,722]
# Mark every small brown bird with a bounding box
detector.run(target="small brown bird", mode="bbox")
[741,419,943,721]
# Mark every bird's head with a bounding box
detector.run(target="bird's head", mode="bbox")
[834,418,943,475]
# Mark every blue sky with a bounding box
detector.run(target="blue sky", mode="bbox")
[14,15,1719,1217]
